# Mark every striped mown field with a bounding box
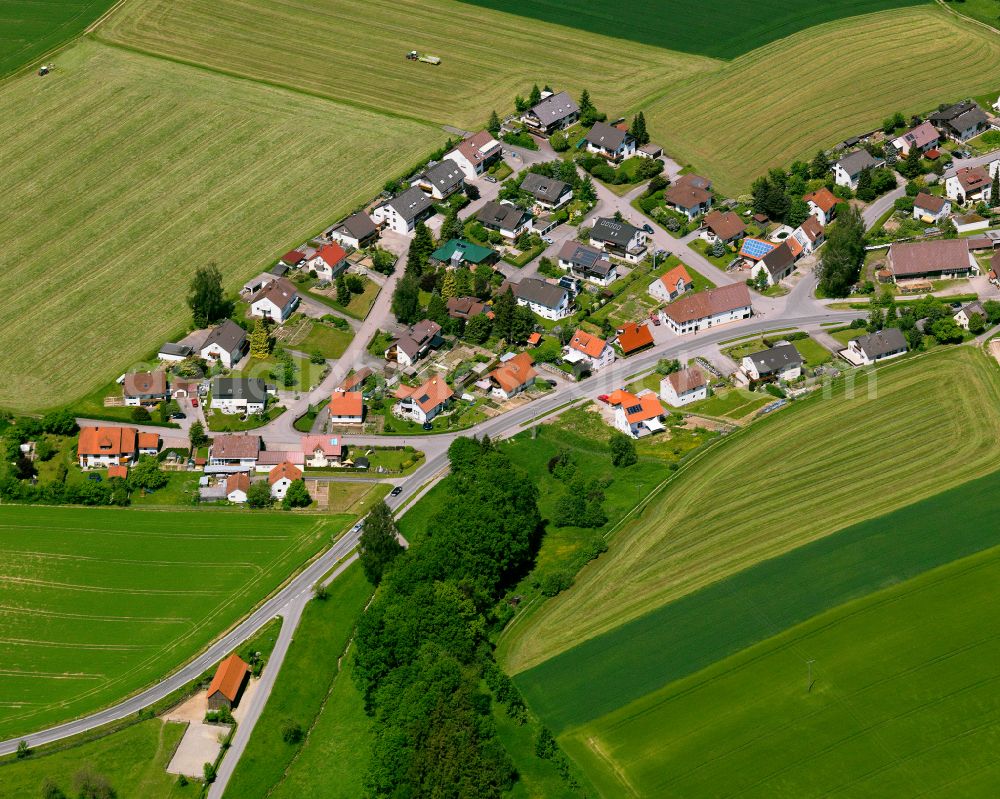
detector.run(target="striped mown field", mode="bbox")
[640,6,1000,194]
[500,347,1000,674]
[0,39,440,412]
[96,0,719,128]
[0,505,349,739]
[0,0,118,78]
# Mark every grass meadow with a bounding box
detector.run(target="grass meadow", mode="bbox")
[0,39,439,412]
[0,504,349,740]
[500,347,1000,674]
[96,0,719,128]
[0,0,118,78]
[561,541,1000,798]
[642,7,1000,194]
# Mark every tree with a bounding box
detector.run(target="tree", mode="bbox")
[855,168,875,202]
[440,211,464,241]
[968,312,986,335]
[786,197,810,228]
[514,94,528,113]
[550,131,569,152]
[441,270,458,299]
[899,146,923,180]
[282,722,305,744]
[370,247,396,275]
[246,482,273,509]
[16,739,30,759]
[609,430,637,467]
[488,109,501,133]
[577,175,597,204]
[282,479,311,509]
[465,313,492,344]
[492,287,516,341]
[991,169,1000,208]
[817,204,865,297]
[336,273,350,305]
[940,217,958,239]
[41,779,66,799]
[74,769,115,799]
[528,83,542,106]
[346,273,365,294]
[510,306,535,344]
[810,150,830,179]
[359,500,403,585]
[711,237,726,258]
[579,89,595,118]
[128,456,169,492]
[187,263,231,327]
[412,221,435,259]
[41,409,77,436]
[984,299,1000,324]
[391,274,422,324]
[535,727,557,759]
[931,317,964,344]
[189,420,207,448]
[427,291,449,326]
[203,763,217,784]
[130,406,150,423]
[249,318,271,358]
[629,111,649,145]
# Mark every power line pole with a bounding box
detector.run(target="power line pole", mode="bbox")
[806,659,816,693]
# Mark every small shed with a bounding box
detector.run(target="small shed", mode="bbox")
[207,653,249,710]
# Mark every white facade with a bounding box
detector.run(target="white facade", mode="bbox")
[563,344,615,371]
[227,487,248,504]
[514,294,571,321]
[741,356,801,382]
[270,477,294,500]
[660,304,752,336]
[79,452,134,469]
[250,294,298,323]
[659,377,707,407]
[200,342,241,369]
[210,395,265,415]
[913,199,951,223]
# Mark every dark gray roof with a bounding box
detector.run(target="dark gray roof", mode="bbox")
[591,217,639,247]
[930,100,985,127]
[520,172,571,203]
[385,186,434,221]
[855,327,907,359]
[558,241,613,276]
[949,106,988,134]
[477,201,530,229]
[201,320,247,355]
[334,212,377,240]
[528,91,579,126]
[211,376,268,404]
[159,342,193,357]
[268,262,289,277]
[835,149,878,177]
[511,278,568,309]
[420,160,465,193]
[746,344,802,376]
[585,121,629,151]
[761,241,796,279]
[959,300,986,317]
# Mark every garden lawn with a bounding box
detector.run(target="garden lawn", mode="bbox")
[560,537,1000,797]
[0,505,350,739]
[0,0,118,78]
[0,719,187,799]
[641,7,1000,194]
[205,404,285,432]
[0,39,439,413]
[793,335,834,366]
[234,352,324,391]
[685,388,770,420]
[295,321,353,359]
[306,276,381,320]
[222,564,372,799]
[500,347,1000,673]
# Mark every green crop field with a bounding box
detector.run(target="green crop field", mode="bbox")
[500,348,1000,674]
[96,0,718,128]
[456,0,927,59]
[0,0,118,79]
[561,542,1000,798]
[642,7,1000,194]
[0,39,439,412]
[0,504,349,739]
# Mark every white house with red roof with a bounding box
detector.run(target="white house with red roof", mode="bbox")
[328,390,364,425]
[803,188,840,226]
[564,330,615,371]
[226,473,250,504]
[269,461,302,500]
[77,426,140,469]
[607,389,666,438]
[660,367,708,407]
[394,376,454,423]
[443,130,503,180]
[308,242,348,281]
[648,264,694,303]
[301,435,343,467]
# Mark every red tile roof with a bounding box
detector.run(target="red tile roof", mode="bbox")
[527,332,542,346]
[315,242,346,267]
[394,376,454,413]
[489,352,537,394]
[282,250,306,265]
[328,390,363,418]
[301,435,343,458]
[107,465,128,480]
[208,654,248,703]
[658,264,693,292]
[268,461,303,485]
[226,473,250,495]
[123,371,167,398]
[665,366,707,394]
[137,432,160,451]
[804,187,839,214]
[568,329,608,358]
[607,391,664,423]
[77,426,138,457]
[615,322,654,354]
[662,283,752,325]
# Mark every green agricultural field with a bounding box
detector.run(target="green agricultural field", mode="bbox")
[0,39,439,413]
[96,0,718,128]
[642,7,1000,194]
[0,0,118,78]
[0,504,350,739]
[562,542,1000,798]
[501,347,1000,673]
[0,718,188,799]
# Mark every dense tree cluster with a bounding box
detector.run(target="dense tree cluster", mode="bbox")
[187,263,233,327]
[817,204,866,297]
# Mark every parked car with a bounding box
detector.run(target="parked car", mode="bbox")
[545,379,558,387]
[642,223,654,234]
[390,486,403,497]
[170,412,186,420]
[953,150,970,159]
[422,422,433,430]
[484,175,497,184]
[943,160,954,169]
[542,236,554,244]
[191,397,198,408]
[597,394,611,404]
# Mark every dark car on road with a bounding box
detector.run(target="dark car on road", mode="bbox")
[390,486,403,497]
[642,223,654,234]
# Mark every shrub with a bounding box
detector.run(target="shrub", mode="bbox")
[282,721,305,744]
[130,406,151,422]
[540,570,574,597]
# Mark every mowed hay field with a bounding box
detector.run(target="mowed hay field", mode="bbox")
[501,347,1000,674]
[562,544,1000,798]
[96,0,719,128]
[0,504,348,740]
[642,7,1000,194]
[0,39,440,412]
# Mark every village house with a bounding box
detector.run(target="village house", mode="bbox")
[415,160,466,200]
[507,278,572,320]
[589,217,648,263]
[307,242,348,281]
[751,240,797,287]
[249,277,299,323]
[607,389,665,438]
[741,344,803,383]
[648,263,694,302]
[339,368,372,394]
[803,187,840,226]
[138,432,160,457]
[913,192,951,224]
[844,328,908,366]
[790,215,825,255]
[659,283,753,335]
[664,174,713,220]
[394,376,454,423]
[327,212,378,250]
[891,120,940,156]
[564,329,615,372]
[371,186,435,234]
[269,461,302,500]
[739,236,778,266]
[488,352,537,400]
[255,450,305,473]
[443,130,503,180]
[225,473,250,504]
[886,239,977,281]
[476,201,532,239]
[557,241,617,286]
[701,210,746,245]
[521,90,579,134]
[954,300,987,330]
[945,164,996,205]
[614,322,654,356]
[520,172,573,211]
[660,366,707,407]
[328,389,364,424]
[77,426,140,469]
[832,150,882,189]
[637,142,663,160]
[157,342,194,362]
[207,654,249,711]
[200,320,249,369]
[280,250,307,269]
[301,435,343,467]
[208,434,261,471]
[447,296,490,320]
[123,371,169,407]
[930,100,989,142]
[385,320,443,367]
[583,121,636,162]
[430,239,498,269]
[210,377,270,415]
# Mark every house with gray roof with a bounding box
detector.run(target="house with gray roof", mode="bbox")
[503,278,572,320]
[522,91,580,134]
[327,212,378,249]
[584,121,636,162]
[557,241,617,285]
[751,240,797,287]
[741,344,803,382]
[520,172,573,210]
[371,186,435,234]
[199,320,248,369]
[476,201,532,239]
[954,300,987,330]
[209,377,271,415]
[415,160,466,200]
[844,328,907,366]
[930,100,989,142]
[589,217,648,263]
[833,149,883,189]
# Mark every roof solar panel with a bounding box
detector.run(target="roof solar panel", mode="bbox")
[740,238,777,259]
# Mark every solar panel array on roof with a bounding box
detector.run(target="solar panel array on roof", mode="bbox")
[575,248,599,268]
[740,238,778,260]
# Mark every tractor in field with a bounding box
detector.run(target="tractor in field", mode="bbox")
[405,50,441,65]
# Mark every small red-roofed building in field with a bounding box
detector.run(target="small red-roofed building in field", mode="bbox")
[207,654,249,710]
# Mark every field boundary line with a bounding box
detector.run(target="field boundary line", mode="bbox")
[933,0,1000,37]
